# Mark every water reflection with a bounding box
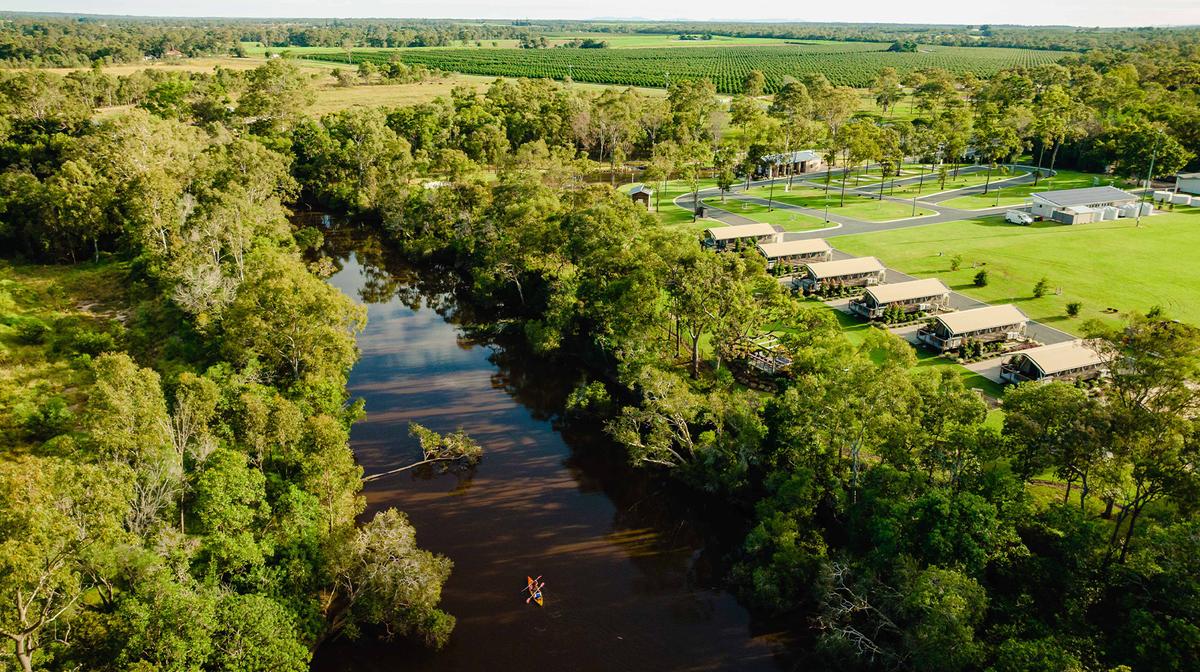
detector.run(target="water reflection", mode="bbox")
[311,229,791,672]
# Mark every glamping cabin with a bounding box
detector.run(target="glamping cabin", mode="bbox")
[850,278,951,320]
[703,223,780,251]
[756,239,833,269]
[1029,186,1137,224]
[796,256,886,292]
[629,184,653,208]
[1000,340,1106,384]
[918,304,1028,352]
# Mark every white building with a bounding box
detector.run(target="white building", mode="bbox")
[1029,186,1138,224]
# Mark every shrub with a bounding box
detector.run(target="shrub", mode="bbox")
[1033,277,1049,298]
[1066,301,1082,317]
[71,329,118,356]
[950,254,963,271]
[973,270,989,287]
[15,318,48,344]
[14,396,73,440]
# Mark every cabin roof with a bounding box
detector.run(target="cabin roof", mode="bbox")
[1031,186,1136,207]
[705,223,777,241]
[863,278,949,304]
[1015,340,1105,376]
[805,256,885,279]
[935,304,1028,335]
[756,238,831,259]
[629,184,654,195]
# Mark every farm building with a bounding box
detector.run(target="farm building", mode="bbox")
[756,239,833,269]
[918,304,1028,352]
[850,278,951,319]
[756,150,824,179]
[1177,173,1200,195]
[629,184,653,208]
[1029,186,1137,224]
[796,256,886,292]
[703,223,780,251]
[1000,340,1106,384]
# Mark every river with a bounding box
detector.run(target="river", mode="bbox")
[311,235,792,671]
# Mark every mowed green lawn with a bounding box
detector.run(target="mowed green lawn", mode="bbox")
[701,197,829,231]
[939,169,1129,209]
[833,209,1200,333]
[622,179,718,232]
[742,186,934,221]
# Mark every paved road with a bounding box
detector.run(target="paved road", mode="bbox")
[688,165,1077,349]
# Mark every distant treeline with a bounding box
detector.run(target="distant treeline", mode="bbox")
[3,14,1200,67]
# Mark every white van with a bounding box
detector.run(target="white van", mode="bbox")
[1005,210,1034,225]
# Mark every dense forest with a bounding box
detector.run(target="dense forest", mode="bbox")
[3,13,1200,67]
[1,20,1200,672]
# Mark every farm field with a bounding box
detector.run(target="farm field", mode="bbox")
[300,42,1066,91]
[741,185,934,220]
[832,209,1200,332]
[701,198,829,231]
[939,169,1129,209]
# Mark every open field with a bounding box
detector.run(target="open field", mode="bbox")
[302,42,1066,92]
[742,185,934,221]
[701,198,829,231]
[833,208,1200,332]
[939,169,1129,209]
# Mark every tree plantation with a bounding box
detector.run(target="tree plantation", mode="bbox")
[2,12,1200,672]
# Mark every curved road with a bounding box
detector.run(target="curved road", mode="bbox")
[669,164,1076,347]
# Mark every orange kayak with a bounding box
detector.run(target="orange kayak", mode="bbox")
[526,576,544,607]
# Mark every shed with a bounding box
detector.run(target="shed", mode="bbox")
[756,239,833,268]
[1030,186,1137,223]
[918,304,1028,352]
[796,256,886,291]
[629,184,653,208]
[1000,340,1106,384]
[850,278,951,319]
[1177,172,1200,195]
[704,223,780,251]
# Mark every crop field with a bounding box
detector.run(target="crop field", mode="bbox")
[299,42,1065,91]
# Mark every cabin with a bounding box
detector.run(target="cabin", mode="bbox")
[1029,186,1137,224]
[755,150,824,179]
[918,304,1028,352]
[756,239,833,269]
[1177,172,1200,196]
[1000,340,1106,385]
[703,223,780,251]
[795,256,886,292]
[629,184,653,208]
[849,278,951,319]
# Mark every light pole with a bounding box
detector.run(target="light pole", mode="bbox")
[1136,131,1162,229]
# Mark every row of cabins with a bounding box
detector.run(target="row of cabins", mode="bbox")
[701,225,1106,385]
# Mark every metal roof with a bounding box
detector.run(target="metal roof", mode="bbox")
[863,278,949,304]
[1178,173,1200,180]
[805,256,885,279]
[1030,186,1136,207]
[935,304,1028,335]
[762,149,822,164]
[705,223,778,241]
[629,185,653,195]
[1013,340,1105,376]
[756,239,831,259]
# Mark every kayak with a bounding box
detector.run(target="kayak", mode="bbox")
[526,576,544,607]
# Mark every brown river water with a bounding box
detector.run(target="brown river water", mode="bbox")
[310,234,793,672]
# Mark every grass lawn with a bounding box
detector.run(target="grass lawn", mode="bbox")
[742,186,933,221]
[940,169,1130,210]
[833,208,1200,333]
[623,180,719,229]
[701,198,829,231]
[890,167,1029,198]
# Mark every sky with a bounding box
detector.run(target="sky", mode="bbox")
[5,0,1200,28]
